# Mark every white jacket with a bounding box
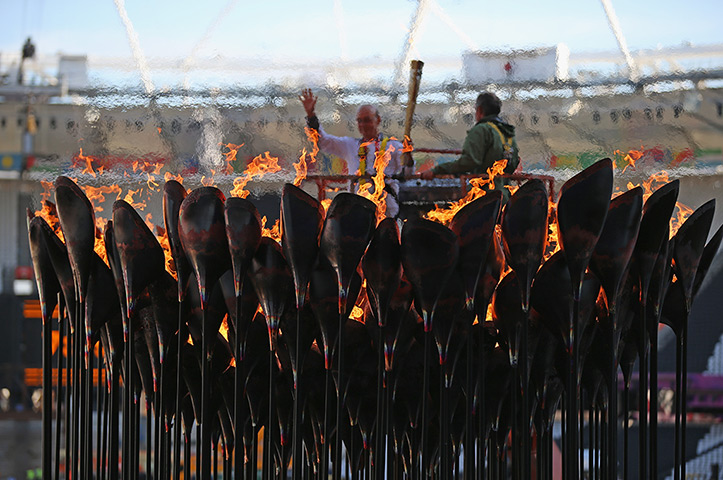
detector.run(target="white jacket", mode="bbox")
[318,127,404,218]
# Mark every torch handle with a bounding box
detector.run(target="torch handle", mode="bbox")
[402,60,424,167]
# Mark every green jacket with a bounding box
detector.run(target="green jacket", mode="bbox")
[432,115,519,176]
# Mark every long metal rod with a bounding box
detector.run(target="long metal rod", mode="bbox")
[674,334,682,480]
[464,332,474,480]
[520,311,531,480]
[201,307,212,480]
[292,307,304,480]
[54,304,64,480]
[64,324,72,480]
[109,363,120,480]
[267,347,276,480]
[42,296,52,480]
[174,294,184,480]
[146,397,153,478]
[334,308,346,480]
[649,325,659,480]
[566,298,580,480]
[235,298,245,480]
[375,326,385,480]
[322,365,331,480]
[623,381,629,480]
[421,329,431,479]
[608,311,619,480]
[681,329,689,480]
[638,302,648,480]
[97,347,104,479]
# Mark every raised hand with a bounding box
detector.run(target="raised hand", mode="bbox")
[299,88,317,117]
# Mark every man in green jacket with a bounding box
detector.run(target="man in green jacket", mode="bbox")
[421,92,519,183]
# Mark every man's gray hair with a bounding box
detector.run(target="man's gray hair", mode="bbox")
[357,104,380,118]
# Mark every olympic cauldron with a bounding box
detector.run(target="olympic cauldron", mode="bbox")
[28,158,722,480]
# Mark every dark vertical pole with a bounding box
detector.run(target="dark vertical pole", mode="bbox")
[623,382,629,480]
[197,421,202,480]
[580,390,585,480]
[375,326,385,480]
[421,330,431,480]
[73,316,81,480]
[214,436,219,480]
[157,391,163,479]
[146,398,153,478]
[323,366,331,480]
[674,335,682,480]
[650,326,659,480]
[109,364,119,480]
[608,320,618,480]
[465,333,474,480]
[100,367,109,480]
[235,300,245,480]
[174,298,184,480]
[201,308,212,480]
[521,313,531,480]
[250,427,258,480]
[477,324,486,480]
[42,297,53,480]
[566,299,579,480]
[639,303,649,480]
[268,348,276,480]
[183,431,193,478]
[334,309,346,480]
[97,350,104,479]
[681,330,689,480]
[588,402,594,480]
[440,368,449,480]
[54,307,64,480]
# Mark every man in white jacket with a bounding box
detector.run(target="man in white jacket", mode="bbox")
[299,88,404,218]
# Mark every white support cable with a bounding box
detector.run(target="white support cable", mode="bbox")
[599,0,639,82]
[113,0,154,95]
[181,0,240,91]
[393,0,432,86]
[333,0,350,62]
[429,1,479,52]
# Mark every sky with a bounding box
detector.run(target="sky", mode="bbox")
[1,0,721,63]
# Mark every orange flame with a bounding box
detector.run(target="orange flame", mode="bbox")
[544,200,560,260]
[425,159,508,225]
[82,185,123,213]
[221,143,245,174]
[123,189,147,211]
[163,171,184,184]
[305,127,320,162]
[155,225,177,279]
[35,189,65,243]
[73,148,97,177]
[614,148,643,173]
[292,149,309,186]
[145,161,162,191]
[220,314,230,342]
[402,135,414,153]
[357,143,394,223]
[292,128,321,187]
[261,216,281,242]
[201,170,217,187]
[94,218,109,266]
[628,170,694,238]
[230,152,281,198]
[144,212,154,232]
[350,305,364,322]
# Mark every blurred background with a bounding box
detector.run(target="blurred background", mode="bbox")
[0,0,722,478]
